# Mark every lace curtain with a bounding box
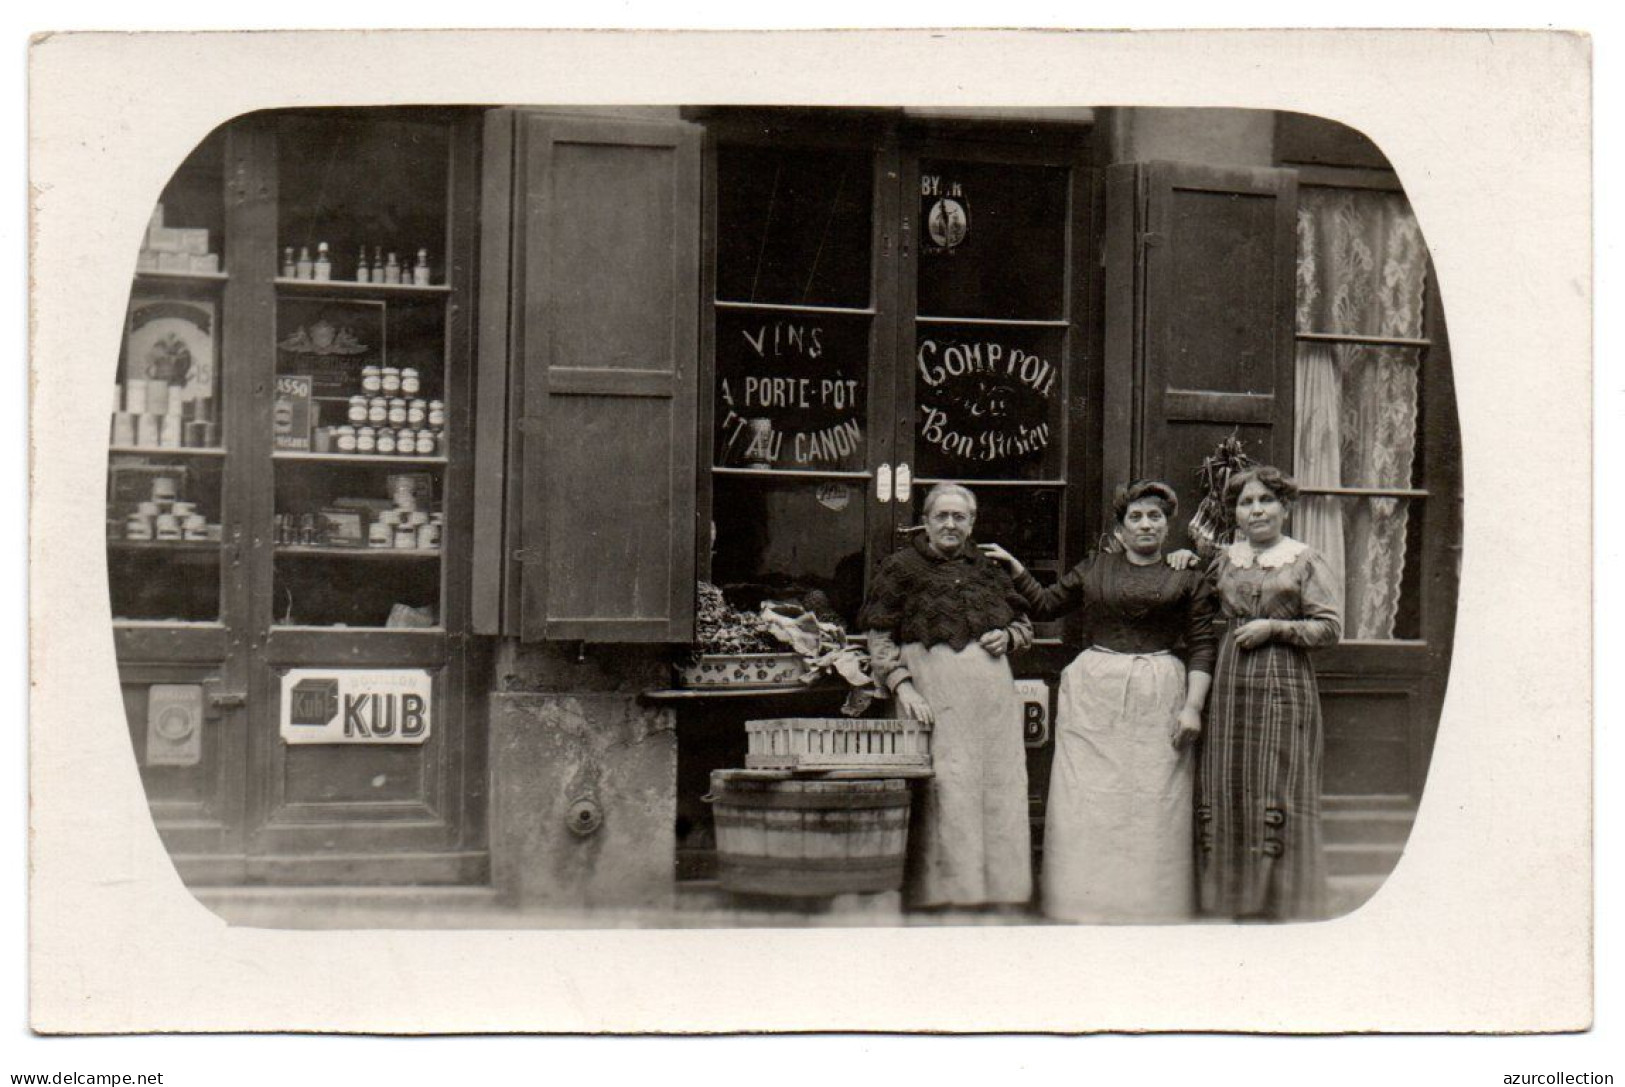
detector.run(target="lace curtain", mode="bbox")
[1293,188,1427,639]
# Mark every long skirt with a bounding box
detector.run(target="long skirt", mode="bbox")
[1042,648,1193,923]
[1197,635,1329,920]
[900,641,1033,908]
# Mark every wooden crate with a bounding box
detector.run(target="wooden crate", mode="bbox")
[744,717,931,771]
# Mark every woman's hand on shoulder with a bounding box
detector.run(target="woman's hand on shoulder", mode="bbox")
[1165,549,1201,571]
[1232,619,1276,649]
[977,542,1023,574]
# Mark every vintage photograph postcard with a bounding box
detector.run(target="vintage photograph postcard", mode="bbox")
[27,27,1592,1035]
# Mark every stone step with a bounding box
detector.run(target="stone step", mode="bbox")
[1321,806,1418,847]
[1324,841,1404,878]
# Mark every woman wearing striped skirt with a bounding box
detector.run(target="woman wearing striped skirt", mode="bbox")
[1199,466,1343,921]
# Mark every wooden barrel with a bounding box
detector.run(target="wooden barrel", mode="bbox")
[706,772,912,897]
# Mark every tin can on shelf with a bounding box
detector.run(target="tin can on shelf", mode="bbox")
[361,365,382,394]
[390,477,418,509]
[311,426,332,453]
[387,398,407,425]
[377,431,397,455]
[151,476,179,503]
[394,526,417,550]
[381,367,401,393]
[368,521,392,548]
[171,501,196,517]
[406,510,429,527]
[356,426,377,453]
[184,420,213,448]
[348,396,369,423]
[137,501,161,519]
[367,398,388,424]
[378,509,403,528]
[401,368,420,395]
[417,522,439,550]
[111,413,136,447]
[335,425,357,453]
[125,517,153,541]
[428,400,445,427]
[407,400,426,425]
[154,514,182,541]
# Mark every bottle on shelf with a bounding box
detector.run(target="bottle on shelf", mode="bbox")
[413,248,431,286]
[384,251,400,285]
[296,246,313,280]
[314,242,331,281]
[281,246,296,278]
[356,247,371,283]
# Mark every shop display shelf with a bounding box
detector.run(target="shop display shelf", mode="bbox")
[133,270,229,285]
[109,445,228,458]
[271,451,448,466]
[273,277,452,298]
[107,540,221,554]
[274,545,441,559]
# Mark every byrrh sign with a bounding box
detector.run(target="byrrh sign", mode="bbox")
[278,668,433,745]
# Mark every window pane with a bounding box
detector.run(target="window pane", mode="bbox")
[917,159,1067,320]
[1295,187,1427,337]
[914,324,1066,481]
[1294,344,1422,491]
[271,463,443,629]
[714,310,869,472]
[106,454,223,622]
[711,476,868,627]
[1295,494,1422,641]
[716,146,873,308]
[278,116,450,286]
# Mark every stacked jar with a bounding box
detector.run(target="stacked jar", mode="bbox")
[316,363,446,457]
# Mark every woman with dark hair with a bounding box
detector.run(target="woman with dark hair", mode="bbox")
[1199,465,1343,920]
[859,482,1036,912]
[982,480,1216,922]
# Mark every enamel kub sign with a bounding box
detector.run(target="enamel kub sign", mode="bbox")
[279,668,432,745]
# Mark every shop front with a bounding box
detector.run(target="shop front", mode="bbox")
[107,104,1459,917]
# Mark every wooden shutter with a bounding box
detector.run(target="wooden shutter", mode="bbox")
[1103,161,1298,544]
[478,111,701,642]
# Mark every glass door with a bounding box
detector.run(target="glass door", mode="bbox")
[893,144,1087,639]
[705,138,897,629]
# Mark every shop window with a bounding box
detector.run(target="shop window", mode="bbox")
[109,132,229,625]
[1292,186,1430,641]
[715,146,872,309]
[709,142,877,629]
[916,159,1068,321]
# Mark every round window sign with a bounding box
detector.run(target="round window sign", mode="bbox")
[154,705,196,742]
[927,197,969,249]
[816,482,851,512]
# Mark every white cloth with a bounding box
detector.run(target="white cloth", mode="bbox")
[1043,648,1193,923]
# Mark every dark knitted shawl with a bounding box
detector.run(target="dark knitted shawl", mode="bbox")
[857,533,1028,651]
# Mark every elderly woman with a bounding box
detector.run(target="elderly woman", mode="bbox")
[1199,466,1342,921]
[859,482,1035,911]
[983,480,1217,922]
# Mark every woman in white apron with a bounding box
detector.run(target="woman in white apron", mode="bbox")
[983,481,1216,922]
[860,483,1035,911]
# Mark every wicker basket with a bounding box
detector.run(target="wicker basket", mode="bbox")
[744,717,932,771]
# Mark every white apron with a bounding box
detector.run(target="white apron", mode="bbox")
[1043,648,1193,922]
[901,641,1032,908]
